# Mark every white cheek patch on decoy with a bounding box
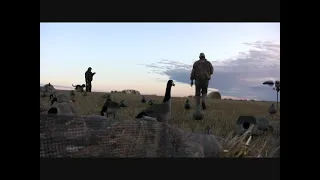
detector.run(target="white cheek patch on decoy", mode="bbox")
[141,116,158,122]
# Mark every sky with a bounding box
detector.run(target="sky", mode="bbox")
[40,23,280,101]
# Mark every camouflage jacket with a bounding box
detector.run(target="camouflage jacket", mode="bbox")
[190,59,214,80]
[85,71,95,81]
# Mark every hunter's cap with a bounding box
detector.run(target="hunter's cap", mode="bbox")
[199,52,205,58]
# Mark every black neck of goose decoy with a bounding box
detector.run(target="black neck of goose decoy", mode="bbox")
[100,102,108,116]
[163,82,173,103]
[51,97,58,105]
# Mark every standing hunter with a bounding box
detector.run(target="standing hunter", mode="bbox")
[190,52,214,111]
[85,67,96,92]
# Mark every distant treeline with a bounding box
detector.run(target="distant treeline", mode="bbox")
[110,89,141,95]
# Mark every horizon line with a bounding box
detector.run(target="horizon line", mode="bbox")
[40,83,278,102]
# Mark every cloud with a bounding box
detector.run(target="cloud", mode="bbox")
[141,41,280,101]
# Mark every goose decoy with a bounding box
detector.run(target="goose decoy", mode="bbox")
[193,110,204,120]
[184,99,191,110]
[141,96,146,103]
[268,104,277,119]
[50,93,75,105]
[48,102,77,115]
[100,95,121,119]
[135,80,175,122]
[235,116,271,136]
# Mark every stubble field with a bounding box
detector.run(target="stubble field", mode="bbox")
[40,90,280,157]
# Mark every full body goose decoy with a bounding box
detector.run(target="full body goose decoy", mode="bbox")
[184,99,191,110]
[135,80,175,122]
[47,102,77,115]
[50,93,75,105]
[268,104,277,119]
[100,95,121,119]
[141,96,146,103]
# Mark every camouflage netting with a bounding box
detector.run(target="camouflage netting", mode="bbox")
[208,91,221,99]
[40,114,223,158]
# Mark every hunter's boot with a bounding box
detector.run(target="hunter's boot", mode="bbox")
[201,93,207,110]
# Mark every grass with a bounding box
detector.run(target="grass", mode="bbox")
[40,90,280,158]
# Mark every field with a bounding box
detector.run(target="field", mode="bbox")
[40,89,280,158]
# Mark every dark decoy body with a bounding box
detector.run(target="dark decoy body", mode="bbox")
[100,95,121,119]
[135,80,175,122]
[141,96,146,103]
[184,99,191,110]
